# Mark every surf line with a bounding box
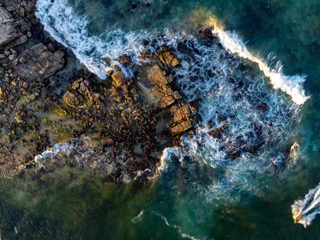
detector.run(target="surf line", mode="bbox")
[207,18,309,105]
[292,182,320,227]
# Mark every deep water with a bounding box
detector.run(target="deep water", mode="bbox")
[1,0,320,239]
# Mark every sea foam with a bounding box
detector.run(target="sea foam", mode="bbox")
[37,0,304,201]
[36,0,309,106]
[36,0,146,79]
[292,183,320,227]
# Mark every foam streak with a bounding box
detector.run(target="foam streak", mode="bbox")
[292,183,320,227]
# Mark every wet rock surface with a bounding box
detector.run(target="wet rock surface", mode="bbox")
[0,0,199,182]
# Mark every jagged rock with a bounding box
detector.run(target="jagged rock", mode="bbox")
[63,91,77,107]
[0,7,22,47]
[111,70,126,87]
[136,64,175,109]
[173,91,182,100]
[13,43,65,81]
[170,120,195,135]
[228,151,240,160]
[63,78,93,108]
[154,101,197,139]
[118,54,131,64]
[168,102,196,125]
[154,49,180,67]
[220,124,228,131]
[106,69,113,77]
[208,128,221,139]
[168,102,196,135]
[218,115,227,122]
[199,27,214,40]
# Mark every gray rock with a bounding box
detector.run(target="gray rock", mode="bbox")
[19,56,26,63]
[0,7,21,47]
[3,0,18,11]
[8,54,15,60]
[13,43,65,81]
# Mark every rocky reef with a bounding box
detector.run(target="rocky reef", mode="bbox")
[0,0,277,183]
[0,0,200,182]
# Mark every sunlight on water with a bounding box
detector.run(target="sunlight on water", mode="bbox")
[205,17,309,105]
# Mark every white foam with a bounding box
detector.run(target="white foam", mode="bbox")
[152,211,200,240]
[155,147,182,175]
[36,1,309,105]
[161,34,301,201]
[131,210,145,224]
[292,182,320,227]
[36,0,147,79]
[211,25,309,105]
[34,140,76,163]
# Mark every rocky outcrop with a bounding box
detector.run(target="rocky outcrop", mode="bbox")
[0,0,199,183]
[168,103,197,131]
[136,64,177,109]
[13,43,65,81]
[0,7,22,47]
[63,78,93,108]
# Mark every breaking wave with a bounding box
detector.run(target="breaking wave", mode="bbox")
[292,183,320,227]
[212,27,308,105]
[36,0,147,79]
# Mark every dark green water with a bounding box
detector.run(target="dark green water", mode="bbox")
[1,0,320,239]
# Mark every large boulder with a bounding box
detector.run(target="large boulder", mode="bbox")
[136,64,176,109]
[13,43,65,81]
[0,7,21,47]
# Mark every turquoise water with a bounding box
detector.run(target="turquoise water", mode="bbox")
[1,0,320,239]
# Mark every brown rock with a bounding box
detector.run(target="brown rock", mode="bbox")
[173,91,182,100]
[146,64,168,86]
[208,128,221,139]
[136,64,178,109]
[111,71,126,87]
[106,69,113,77]
[171,58,179,67]
[170,119,195,135]
[229,151,240,160]
[63,91,77,107]
[169,102,194,125]
[220,124,228,131]
[200,27,214,40]
[218,115,227,122]
[154,50,180,67]
[63,78,93,108]
[118,54,131,64]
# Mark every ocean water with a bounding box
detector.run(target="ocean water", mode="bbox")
[1,0,320,239]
